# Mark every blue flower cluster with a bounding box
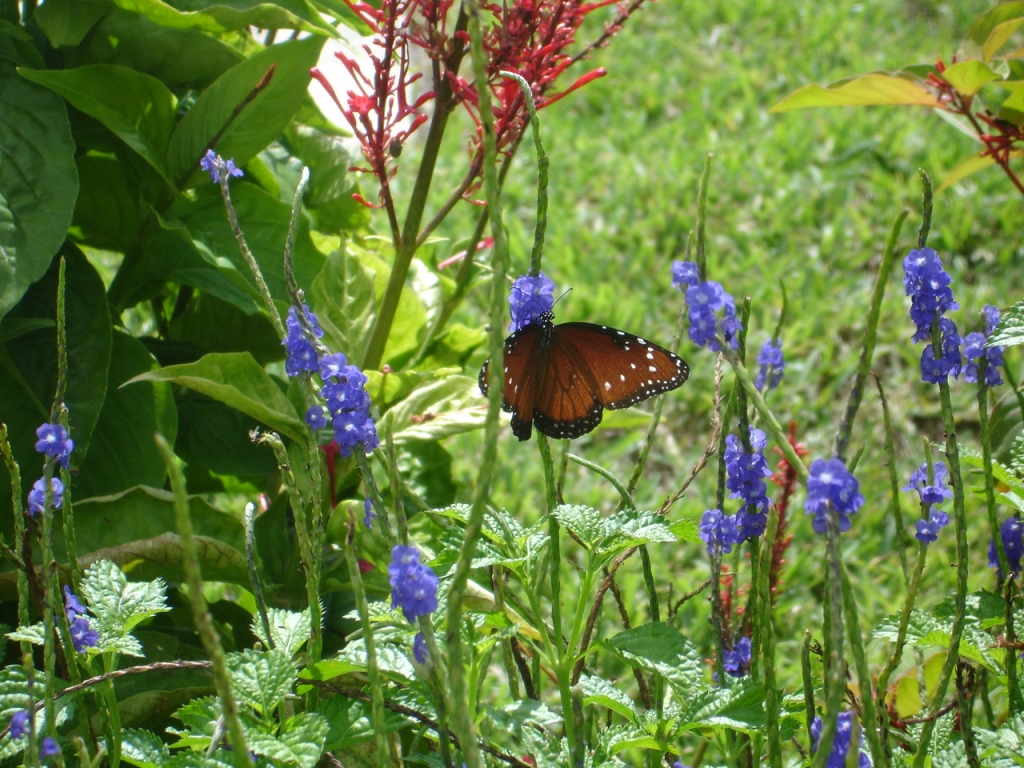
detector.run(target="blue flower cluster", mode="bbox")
[755,339,785,390]
[903,248,961,384]
[508,273,555,332]
[388,545,439,623]
[35,423,73,468]
[804,458,864,535]
[810,712,872,768]
[725,427,772,540]
[27,477,63,518]
[284,303,379,458]
[64,586,99,652]
[723,636,751,677]
[989,516,1023,579]
[963,304,1004,387]
[671,260,741,352]
[698,508,740,555]
[284,304,324,376]
[200,150,244,184]
[8,710,59,757]
[318,353,380,457]
[903,462,952,544]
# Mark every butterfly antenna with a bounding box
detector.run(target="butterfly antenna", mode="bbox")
[553,287,572,309]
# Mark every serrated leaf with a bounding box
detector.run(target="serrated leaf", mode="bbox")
[249,712,328,768]
[991,299,1024,347]
[252,608,312,658]
[553,504,605,549]
[770,71,943,112]
[5,623,45,645]
[317,696,411,751]
[228,648,296,714]
[334,640,416,681]
[169,696,221,748]
[125,352,305,441]
[679,678,766,731]
[120,728,170,768]
[603,724,664,752]
[80,560,170,635]
[580,675,638,723]
[873,609,945,643]
[604,623,704,689]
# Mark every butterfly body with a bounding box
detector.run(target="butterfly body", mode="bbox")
[479,314,689,440]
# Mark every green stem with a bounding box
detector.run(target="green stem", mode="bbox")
[811,508,846,768]
[442,3,510,764]
[759,507,782,768]
[839,561,885,767]
[874,376,910,585]
[833,211,907,462]
[155,435,251,768]
[243,503,273,648]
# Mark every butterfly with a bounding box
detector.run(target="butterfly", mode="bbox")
[479,312,689,440]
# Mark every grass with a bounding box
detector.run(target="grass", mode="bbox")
[402,0,1024,730]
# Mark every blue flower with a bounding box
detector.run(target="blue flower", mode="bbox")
[963,304,1004,387]
[804,458,864,535]
[363,498,376,529]
[27,477,63,518]
[671,260,699,289]
[64,585,86,623]
[755,339,785,390]
[914,511,949,545]
[725,428,772,540]
[413,632,429,664]
[919,317,962,384]
[388,545,439,623]
[70,617,99,652]
[810,712,872,767]
[200,150,244,183]
[508,273,555,332]
[679,266,741,352]
[989,516,1024,578]
[322,361,379,458]
[903,247,958,343]
[305,404,329,430]
[723,636,751,677]
[698,509,741,555]
[41,736,59,758]
[283,304,324,377]
[35,423,73,468]
[9,710,28,739]
[903,462,952,506]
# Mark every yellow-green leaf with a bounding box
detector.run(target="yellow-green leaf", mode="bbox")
[936,150,1024,192]
[941,60,1001,95]
[770,73,942,112]
[965,2,1024,61]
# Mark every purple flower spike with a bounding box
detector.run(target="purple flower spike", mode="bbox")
[508,273,555,332]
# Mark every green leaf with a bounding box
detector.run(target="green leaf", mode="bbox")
[965,2,1024,61]
[318,697,410,751]
[603,623,704,689]
[125,352,305,442]
[581,674,638,722]
[677,678,766,731]
[0,318,53,342]
[33,0,108,47]
[991,298,1024,347]
[173,390,280,478]
[81,559,171,636]
[120,728,171,768]
[167,181,325,300]
[65,7,244,89]
[553,504,605,549]
[287,124,368,234]
[5,623,45,645]
[71,152,142,252]
[19,64,177,182]
[168,291,284,366]
[169,696,225,749]
[383,376,487,443]
[167,35,326,187]
[935,153,1000,193]
[50,486,248,586]
[108,0,338,36]
[0,59,78,320]
[941,60,1002,95]
[309,244,377,363]
[228,648,296,714]
[73,330,177,499]
[250,712,329,768]
[252,608,312,658]
[770,72,943,112]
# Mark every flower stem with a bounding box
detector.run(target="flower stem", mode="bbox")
[758,506,782,768]
[839,561,885,767]
[155,434,251,768]
[874,375,910,585]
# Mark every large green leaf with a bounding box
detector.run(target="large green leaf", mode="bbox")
[0,60,78,320]
[33,0,108,47]
[965,1,1024,61]
[73,330,177,499]
[770,72,943,112]
[383,376,487,443]
[71,152,142,252]
[0,246,112,527]
[108,0,338,36]
[168,291,284,366]
[125,352,305,441]
[174,389,279,477]
[167,180,325,300]
[19,63,177,182]
[287,124,369,234]
[66,7,244,89]
[941,60,1001,96]
[603,622,704,690]
[309,244,377,363]
[167,35,326,187]
[107,225,262,315]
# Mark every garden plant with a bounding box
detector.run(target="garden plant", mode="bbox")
[1,0,1023,767]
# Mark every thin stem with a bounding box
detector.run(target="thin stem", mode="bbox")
[811,508,846,768]
[839,561,885,767]
[154,435,251,768]
[243,503,273,647]
[759,506,782,768]
[874,375,910,585]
